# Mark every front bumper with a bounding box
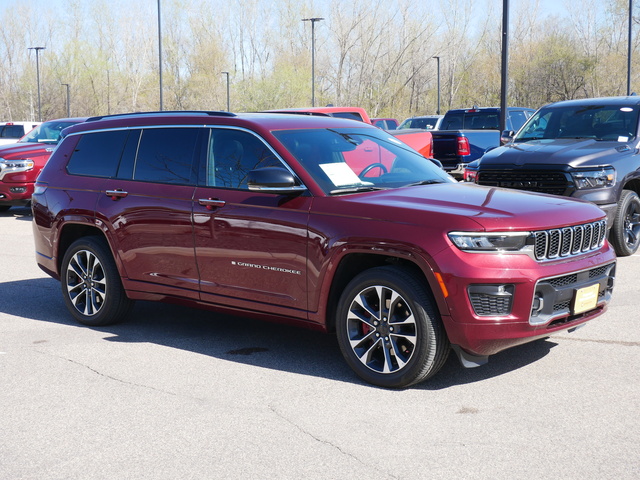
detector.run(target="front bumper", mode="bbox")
[431,244,616,357]
[0,183,33,205]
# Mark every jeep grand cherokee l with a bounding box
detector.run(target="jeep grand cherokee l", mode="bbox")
[31,111,616,388]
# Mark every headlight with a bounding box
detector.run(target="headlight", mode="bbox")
[571,167,615,190]
[0,158,35,171]
[448,231,531,252]
[0,158,35,180]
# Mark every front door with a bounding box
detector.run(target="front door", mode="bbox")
[192,128,311,318]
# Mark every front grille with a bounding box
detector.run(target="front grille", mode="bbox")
[533,220,607,261]
[477,170,572,195]
[530,262,616,326]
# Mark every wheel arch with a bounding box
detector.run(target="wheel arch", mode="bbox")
[323,252,444,333]
[56,223,109,274]
[622,177,640,196]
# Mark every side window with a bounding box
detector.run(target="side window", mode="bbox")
[207,129,282,189]
[66,130,129,177]
[133,128,200,184]
[509,111,527,131]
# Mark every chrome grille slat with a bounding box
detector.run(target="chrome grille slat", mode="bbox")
[534,220,607,261]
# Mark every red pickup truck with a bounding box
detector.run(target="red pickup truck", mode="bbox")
[267,106,433,158]
[0,118,86,211]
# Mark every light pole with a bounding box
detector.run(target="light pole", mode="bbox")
[61,83,70,117]
[28,46,45,121]
[500,0,510,133]
[302,17,324,107]
[432,56,441,115]
[157,0,164,110]
[628,0,633,96]
[221,72,230,111]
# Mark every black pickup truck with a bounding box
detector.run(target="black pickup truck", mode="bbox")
[432,107,534,177]
[466,96,640,256]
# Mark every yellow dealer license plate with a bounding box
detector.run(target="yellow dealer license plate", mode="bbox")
[572,284,600,314]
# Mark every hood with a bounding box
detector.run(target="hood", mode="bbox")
[338,182,605,231]
[0,142,51,159]
[481,138,633,168]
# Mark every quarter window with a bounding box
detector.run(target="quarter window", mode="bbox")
[66,130,128,177]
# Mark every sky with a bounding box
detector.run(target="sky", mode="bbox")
[0,0,609,19]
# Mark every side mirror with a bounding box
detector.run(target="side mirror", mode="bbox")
[500,130,515,144]
[247,167,307,195]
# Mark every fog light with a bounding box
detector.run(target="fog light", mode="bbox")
[468,284,514,316]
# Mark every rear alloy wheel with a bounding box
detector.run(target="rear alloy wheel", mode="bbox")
[61,237,133,326]
[336,266,449,388]
[610,189,640,256]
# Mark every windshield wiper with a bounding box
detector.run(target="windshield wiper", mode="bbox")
[514,136,543,142]
[327,129,361,146]
[330,186,386,195]
[556,135,596,139]
[404,179,445,187]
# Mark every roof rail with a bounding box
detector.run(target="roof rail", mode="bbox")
[86,111,236,122]
[264,110,331,117]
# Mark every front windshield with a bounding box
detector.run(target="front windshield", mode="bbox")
[19,120,79,144]
[272,127,454,195]
[514,104,639,143]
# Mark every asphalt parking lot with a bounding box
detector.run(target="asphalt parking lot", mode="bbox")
[1,205,638,480]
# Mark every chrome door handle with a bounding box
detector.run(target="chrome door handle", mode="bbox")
[106,189,128,200]
[198,198,226,210]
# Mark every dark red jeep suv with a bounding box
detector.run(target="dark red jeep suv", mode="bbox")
[31,111,616,388]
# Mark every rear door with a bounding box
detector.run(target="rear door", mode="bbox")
[95,127,203,299]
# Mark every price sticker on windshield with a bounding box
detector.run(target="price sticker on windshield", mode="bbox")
[572,283,600,314]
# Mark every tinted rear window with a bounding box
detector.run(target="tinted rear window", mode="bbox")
[331,112,364,122]
[66,130,129,177]
[442,112,500,130]
[0,125,26,139]
[133,128,200,184]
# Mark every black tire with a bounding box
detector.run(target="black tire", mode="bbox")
[335,266,450,388]
[60,237,133,326]
[610,189,640,256]
[0,205,11,212]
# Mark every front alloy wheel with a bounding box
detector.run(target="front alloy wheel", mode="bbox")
[346,285,417,374]
[336,266,449,388]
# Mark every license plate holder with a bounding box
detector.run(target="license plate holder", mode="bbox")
[572,283,600,314]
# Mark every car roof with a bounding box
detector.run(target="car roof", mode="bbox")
[61,111,380,137]
[542,96,640,109]
[406,115,443,119]
[42,117,90,123]
[445,107,534,113]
